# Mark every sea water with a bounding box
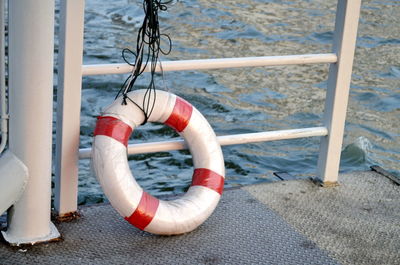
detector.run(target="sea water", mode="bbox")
[55,0,399,204]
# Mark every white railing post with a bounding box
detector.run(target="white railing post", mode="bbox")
[3,0,60,245]
[317,0,362,185]
[54,0,85,217]
[0,0,7,154]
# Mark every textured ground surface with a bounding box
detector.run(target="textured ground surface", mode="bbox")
[0,171,399,265]
[245,171,400,265]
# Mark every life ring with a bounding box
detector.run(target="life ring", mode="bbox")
[92,89,225,235]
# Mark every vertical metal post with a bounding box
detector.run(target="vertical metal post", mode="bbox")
[4,0,60,244]
[317,0,361,185]
[54,0,85,217]
[0,0,7,154]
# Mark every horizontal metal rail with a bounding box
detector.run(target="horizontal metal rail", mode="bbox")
[82,53,337,76]
[79,126,328,159]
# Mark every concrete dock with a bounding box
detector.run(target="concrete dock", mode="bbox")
[1,170,399,264]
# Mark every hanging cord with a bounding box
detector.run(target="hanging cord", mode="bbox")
[116,0,172,125]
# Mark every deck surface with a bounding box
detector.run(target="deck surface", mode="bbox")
[1,171,399,265]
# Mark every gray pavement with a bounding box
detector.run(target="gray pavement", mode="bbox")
[0,170,399,264]
[245,171,400,265]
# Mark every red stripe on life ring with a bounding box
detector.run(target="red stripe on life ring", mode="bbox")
[192,168,224,195]
[125,191,160,231]
[94,116,132,147]
[164,97,193,132]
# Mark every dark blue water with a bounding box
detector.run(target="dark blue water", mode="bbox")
[63,0,400,204]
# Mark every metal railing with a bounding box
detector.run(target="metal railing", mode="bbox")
[54,0,361,217]
[81,54,337,76]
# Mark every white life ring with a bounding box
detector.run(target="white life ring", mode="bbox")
[92,89,225,235]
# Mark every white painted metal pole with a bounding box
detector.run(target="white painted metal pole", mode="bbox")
[82,53,337,76]
[317,0,361,185]
[0,151,28,216]
[0,0,7,154]
[54,0,85,217]
[79,127,328,159]
[4,0,60,244]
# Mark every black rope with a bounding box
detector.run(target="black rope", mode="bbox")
[116,0,173,125]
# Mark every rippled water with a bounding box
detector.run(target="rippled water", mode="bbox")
[59,0,400,204]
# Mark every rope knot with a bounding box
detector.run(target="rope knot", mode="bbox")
[115,0,172,126]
